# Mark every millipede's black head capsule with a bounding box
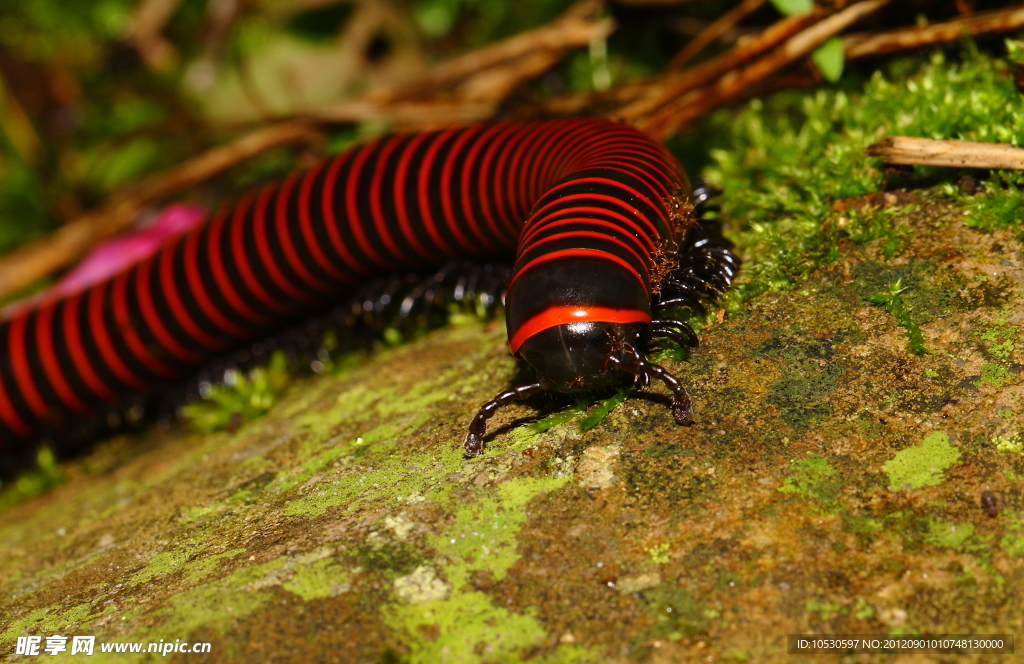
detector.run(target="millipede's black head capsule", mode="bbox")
[517,321,643,391]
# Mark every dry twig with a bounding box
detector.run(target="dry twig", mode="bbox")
[636,0,891,139]
[303,0,613,128]
[844,5,1024,59]
[867,136,1024,170]
[668,0,767,70]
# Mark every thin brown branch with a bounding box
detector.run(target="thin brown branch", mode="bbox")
[668,0,767,70]
[636,0,891,139]
[610,6,828,123]
[0,121,324,301]
[297,99,496,131]
[866,136,1024,170]
[844,5,1024,60]
[372,0,611,102]
[294,0,612,129]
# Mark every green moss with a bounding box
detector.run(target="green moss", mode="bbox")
[182,351,290,433]
[977,363,1012,387]
[756,335,842,429]
[385,474,586,663]
[125,550,191,587]
[994,434,1022,454]
[0,447,65,510]
[647,543,671,565]
[354,540,425,576]
[866,281,926,355]
[280,557,352,601]
[853,598,875,620]
[429,476,567,589]
[924,520,975,552]
[0,604,95,647]
[634,584,710,643]
[883,432,960,491]
[578,389,634,431]
[388,592,546,663]
[977,321,1018,360]
[1001,515,1024,557]
[778,456,841,508]
[700,47,1024,301]
[805,598,843,621]
[843,514,883,534]
[140,559,288,647]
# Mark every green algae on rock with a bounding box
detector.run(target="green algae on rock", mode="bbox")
[883,431,961,491]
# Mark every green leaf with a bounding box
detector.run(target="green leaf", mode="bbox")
[811,37,845,83]
[769,0,813,17]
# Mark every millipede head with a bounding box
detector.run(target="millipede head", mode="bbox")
[516,321,645,392]
[463,319,697,457]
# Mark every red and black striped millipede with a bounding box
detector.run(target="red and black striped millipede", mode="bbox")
[0,118,737,471]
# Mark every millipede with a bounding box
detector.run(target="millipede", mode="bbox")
[0,117,737,473]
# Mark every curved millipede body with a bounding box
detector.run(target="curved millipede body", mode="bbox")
[0,118,737,468]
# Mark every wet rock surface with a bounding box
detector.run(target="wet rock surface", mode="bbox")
[2,193,1023,663]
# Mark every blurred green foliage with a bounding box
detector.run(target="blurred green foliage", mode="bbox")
[182,351,290,433]
[0,446,64,508]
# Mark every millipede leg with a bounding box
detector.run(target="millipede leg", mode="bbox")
[608,348,694,425]
[643,362,694,425]
[651,318,699,347]
[464,381,546,457]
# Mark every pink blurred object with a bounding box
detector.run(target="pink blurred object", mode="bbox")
[1,203,207,320]
[56,203,206,295]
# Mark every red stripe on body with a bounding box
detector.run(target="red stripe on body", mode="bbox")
[441,125,503,255]
[521,193,662,252]
[62,292,118,401]
[393,133,435,262]
[0,358,33,437]
[509,305,651,354]
[418,128,470,256]
[509,248,648,292]
[519,230,651,282]
[481,124,532,242]
[135,257,205,364]
[252,183,319,305]
[275,173,333,294]
[183,226,250,339]
[463,124,517,249]
[369,136,418,265]
[342,142,399,270]
[8,315,49,417]
[36,304,90,414]
[297,159,357,283]
[88,280,147,389]
[112,270,180,378]
[518,212,658,254]
[329,147,383,271]
[230,192,294,315]
[207,207,276,326]
[159,235,226,350]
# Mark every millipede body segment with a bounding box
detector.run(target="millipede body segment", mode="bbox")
[0,118,737,467]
